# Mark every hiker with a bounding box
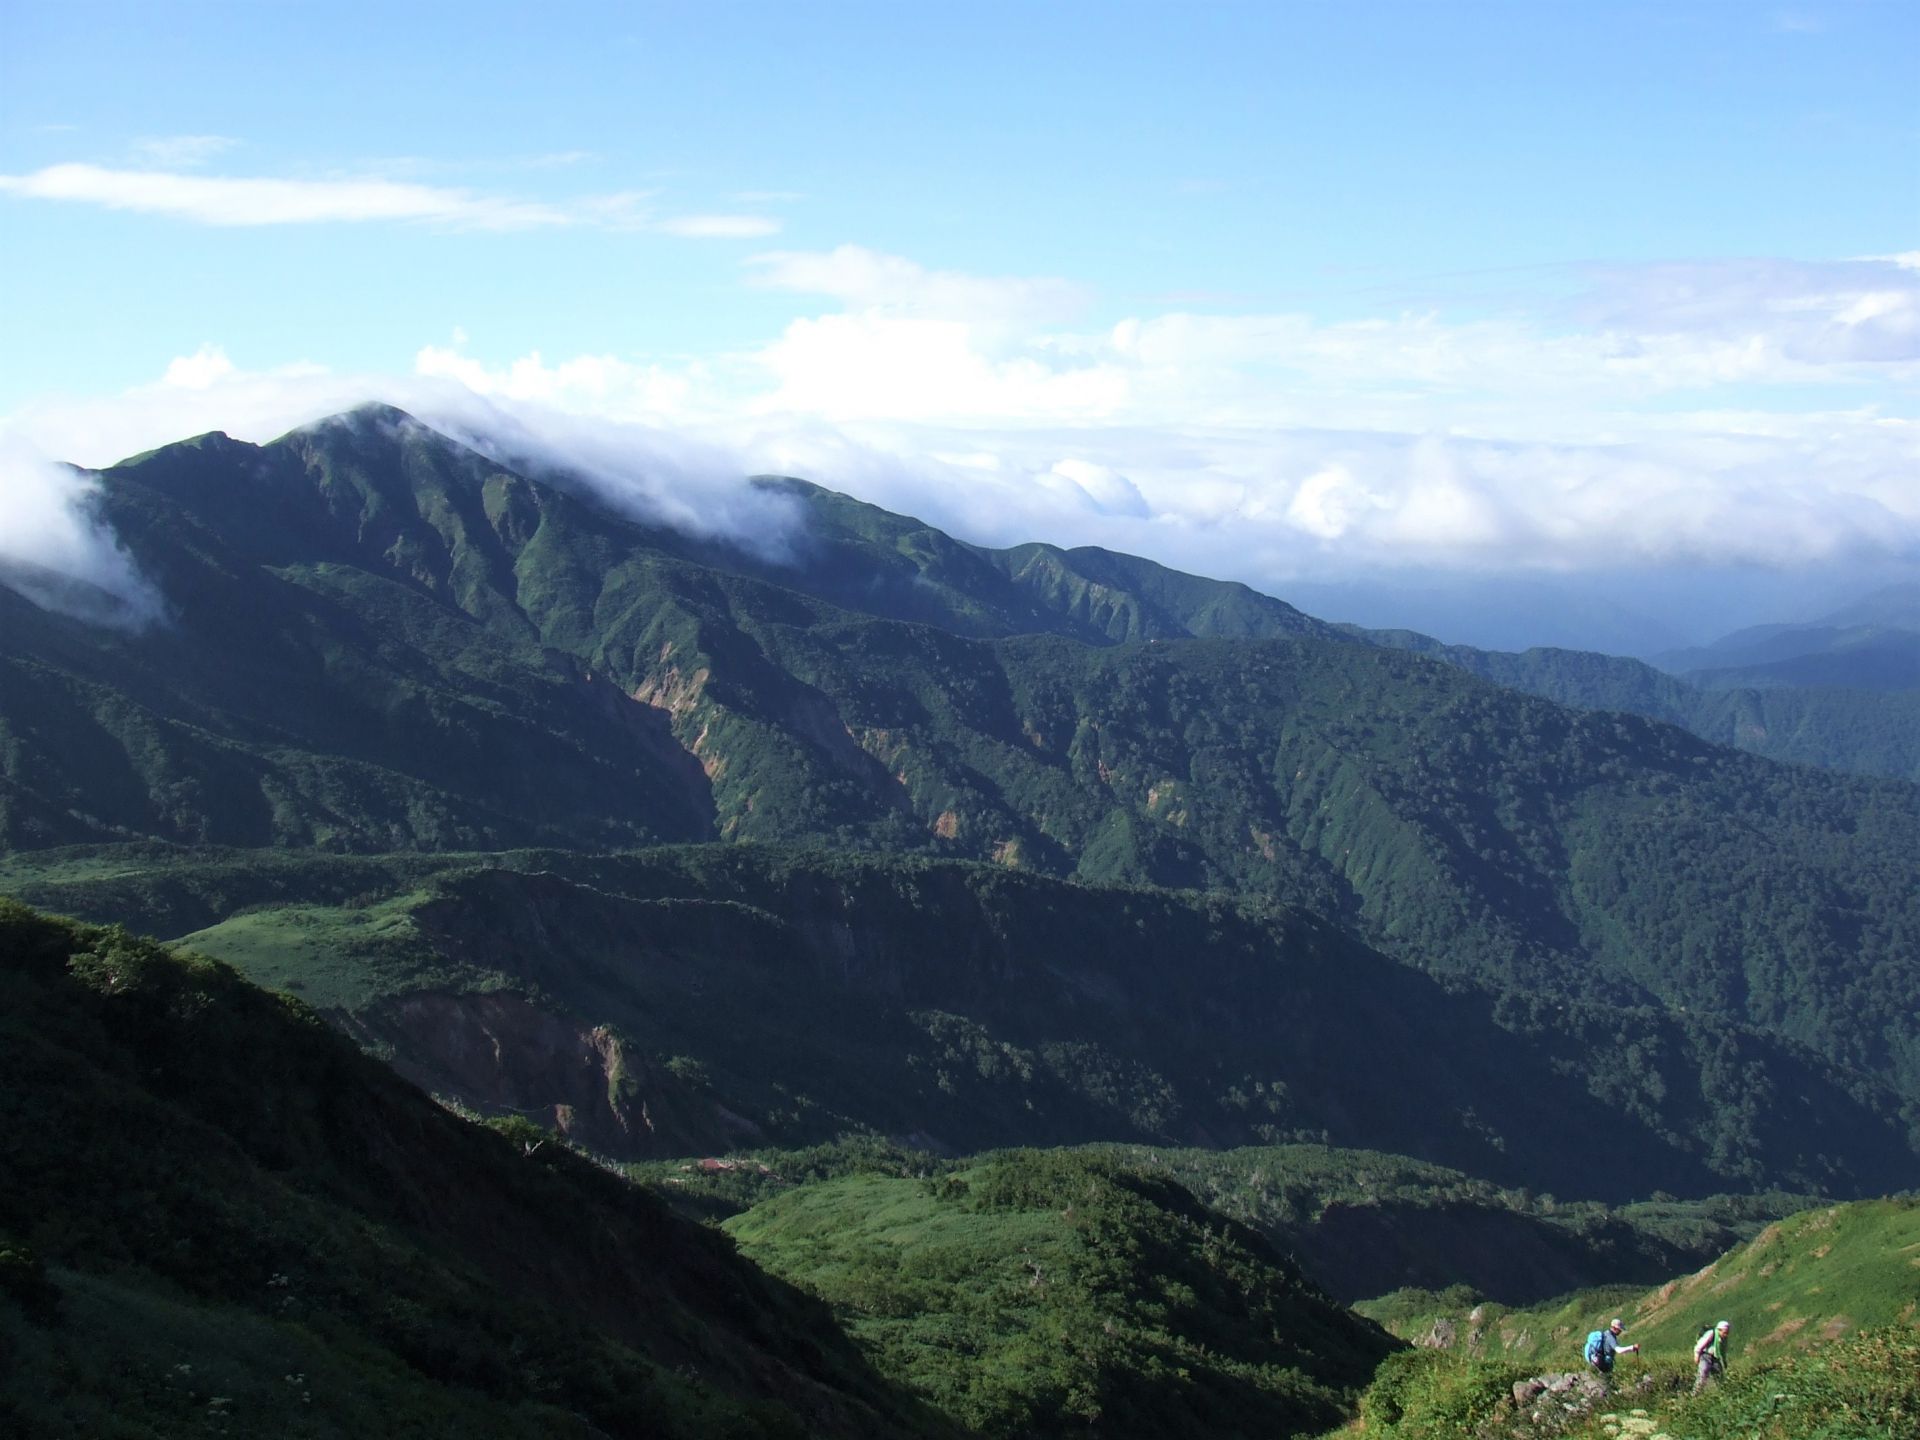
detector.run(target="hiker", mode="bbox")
[1692,1319,1731,1393]
[1583,1317,1639,1378]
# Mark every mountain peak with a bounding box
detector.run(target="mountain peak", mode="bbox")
[283,400,429,444]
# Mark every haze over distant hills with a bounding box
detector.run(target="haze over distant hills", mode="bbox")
[1650,584,1920,692]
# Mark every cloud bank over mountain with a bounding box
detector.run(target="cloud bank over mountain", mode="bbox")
[2,246,1913,649]
[0,437,164,627]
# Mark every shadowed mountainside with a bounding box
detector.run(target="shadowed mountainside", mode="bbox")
[10,845,1907,1202]
[0,899,959,1438]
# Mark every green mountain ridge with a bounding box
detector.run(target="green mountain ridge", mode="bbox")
[1654,582,1920,684]
[4,405,1920,1196]
[1356,629,1920,784]
[6,843,1911,1201]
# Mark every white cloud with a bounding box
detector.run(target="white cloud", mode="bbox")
[655,213,783,239]
[162,343,238,389]
[1573,257,1920,366]
[0,164,572,229]
[0,164,792,238]
[131,134,240,168]
[1286,464,1386,539]
[753,313,1128,423]
[740,247,1109,424]
[1041,458,1151,518]
[3,350,377,468]
[413,342,705,421]
[5,245,1916,641]
[747,245,1089,326]
[726,250,1920,445]
[0,433,164,627]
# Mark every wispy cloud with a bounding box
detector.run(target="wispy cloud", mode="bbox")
[1572,257,1920,365]
[130,134,239,169]
[655,213,783,239]
[747,244,1090,324]
[0,163,787,238]
[518,149,596,170]
[0,164,572,229]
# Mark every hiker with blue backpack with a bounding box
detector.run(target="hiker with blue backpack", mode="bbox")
[1583,1317,1639,1378]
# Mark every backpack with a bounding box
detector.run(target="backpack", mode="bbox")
[1583,1329,1608,1368]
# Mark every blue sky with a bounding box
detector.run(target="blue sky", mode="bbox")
[2,0,1916,648]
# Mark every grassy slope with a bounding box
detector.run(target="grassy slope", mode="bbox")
[1348,1196,1920,1439]
[723,1150,1396,1440]
[1353,1326,1918,1440]
[637,1139,1815,1314]
[1386,1196,1920,1365]
[0,899,955,1440]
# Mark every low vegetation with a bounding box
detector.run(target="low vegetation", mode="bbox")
[637,1138,1813,1309]
[724,1149,1397,1439]
[1351,1325,1917,1439]
[1347,1195,1920,1438]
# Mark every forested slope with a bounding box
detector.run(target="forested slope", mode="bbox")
[1359,628,1920,784]
[7,845,1909,1199]
[3,406,1919,1166]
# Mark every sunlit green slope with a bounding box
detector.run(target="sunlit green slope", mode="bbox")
[1348,1196,1919,1440]
[723,1150,1396,1440]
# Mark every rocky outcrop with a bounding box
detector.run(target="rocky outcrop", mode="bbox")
[1505,1371,1669,1436]
[337,990,765,1158]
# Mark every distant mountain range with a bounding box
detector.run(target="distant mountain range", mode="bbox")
[3,404,1917,1201]
[1357,628,1920,783]
[1650,584,1920,691]
[6,405,1917,1436]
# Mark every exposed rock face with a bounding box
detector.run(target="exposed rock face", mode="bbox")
[339,990,765,1157]
[1505,1370,1663,1433]
[1518,1371,1608,1417]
